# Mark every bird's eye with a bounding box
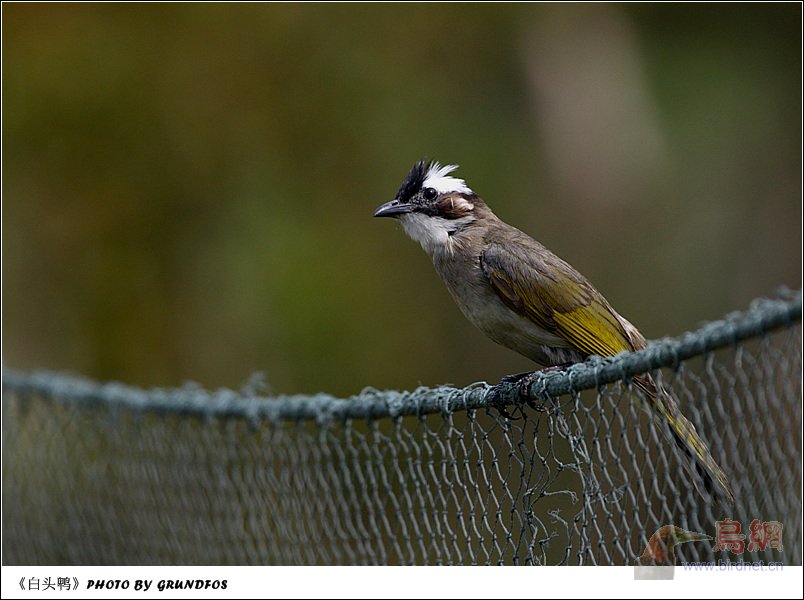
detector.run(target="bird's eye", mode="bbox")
[423,187,437,200]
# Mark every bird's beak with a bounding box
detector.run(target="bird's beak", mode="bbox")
[675,530,712,544]
[374,199,414,218]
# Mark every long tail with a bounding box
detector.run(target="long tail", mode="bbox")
[634,374,735,508]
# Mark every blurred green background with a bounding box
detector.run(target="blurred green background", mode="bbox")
[3,4,801,397]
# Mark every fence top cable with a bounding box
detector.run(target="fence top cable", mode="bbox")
[2,290,800,425]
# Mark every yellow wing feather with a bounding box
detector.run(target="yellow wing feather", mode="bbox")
[481,239,734,506]
[481,241,635,358]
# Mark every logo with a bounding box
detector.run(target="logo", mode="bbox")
[634,519,785,579]
[712,518,784,554]
[634,525,711,579]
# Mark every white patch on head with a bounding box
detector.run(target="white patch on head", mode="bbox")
[398,212,476,255]
[423,163,472,195]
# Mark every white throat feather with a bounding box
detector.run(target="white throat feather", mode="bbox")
[399,212,476,255]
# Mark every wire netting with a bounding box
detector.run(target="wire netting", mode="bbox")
[2,291,801,565]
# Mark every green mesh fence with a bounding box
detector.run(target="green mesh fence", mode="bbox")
[2,291,801,565]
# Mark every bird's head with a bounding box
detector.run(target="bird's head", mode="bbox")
[640,525,712,565]
[374,160,484,254]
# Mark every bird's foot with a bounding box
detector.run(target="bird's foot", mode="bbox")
[493,371,542,417]
[538,362,575,374]
[492,364,575,418]
[490,372,532,419]
[499,370,536,386]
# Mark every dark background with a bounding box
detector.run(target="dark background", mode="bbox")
[3,4,801,396]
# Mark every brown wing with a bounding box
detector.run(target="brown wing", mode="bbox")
[480,238,639,358]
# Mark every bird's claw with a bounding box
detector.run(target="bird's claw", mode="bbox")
[491,371,547,419]
[492,365,575,418]
[499,370,536,386]
[537,362,574,374]
[489,373,530,420]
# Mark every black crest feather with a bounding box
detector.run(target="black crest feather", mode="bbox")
[395,160,430,203]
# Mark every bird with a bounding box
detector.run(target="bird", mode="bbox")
[636,525,712,566]
[374,159,734,507]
